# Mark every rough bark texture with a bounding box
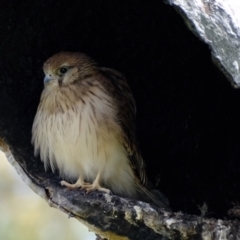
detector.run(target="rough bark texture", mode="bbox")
[167,0,240,87]
[1,138,240,239]
[2,0,240,239]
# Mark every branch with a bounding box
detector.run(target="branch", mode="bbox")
[1,1,240,239]
[0,138,240,240]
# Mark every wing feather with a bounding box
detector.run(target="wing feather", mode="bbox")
[99,67,147,186]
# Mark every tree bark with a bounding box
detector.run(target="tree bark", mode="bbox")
[1,1,240,239]
[168,0,240,87]
[0,137,240,240]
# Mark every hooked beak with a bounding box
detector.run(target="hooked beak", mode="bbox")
[44,75,54,86]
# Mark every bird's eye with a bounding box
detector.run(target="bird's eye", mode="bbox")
[59,67,68,74]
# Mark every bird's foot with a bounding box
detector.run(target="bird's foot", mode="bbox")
[60,177,90,190]
[81,182,111,194]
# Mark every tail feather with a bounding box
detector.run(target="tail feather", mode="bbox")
[134,180,170,210]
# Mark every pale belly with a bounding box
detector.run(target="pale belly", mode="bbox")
[33,106,137,198]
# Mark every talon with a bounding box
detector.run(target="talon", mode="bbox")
[60,180,76,190]
[81,183,111,194]
[80,171,111,194]
[60,172,111,194]
[60,177,90,190]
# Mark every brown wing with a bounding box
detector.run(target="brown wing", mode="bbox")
[99,67,170,209]
[99,67,147,186]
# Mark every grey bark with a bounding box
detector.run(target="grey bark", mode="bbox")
[1,0,240,239]
[0,138,240,240]
[167,0,240,87]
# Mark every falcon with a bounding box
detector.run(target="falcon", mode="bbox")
[32,52,168,208]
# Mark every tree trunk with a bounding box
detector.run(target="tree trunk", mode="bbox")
[1,0,240,239]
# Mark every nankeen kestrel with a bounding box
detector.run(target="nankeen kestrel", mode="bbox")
[32,52,169,208]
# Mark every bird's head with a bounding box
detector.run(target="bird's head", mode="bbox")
[43,52,98,87]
